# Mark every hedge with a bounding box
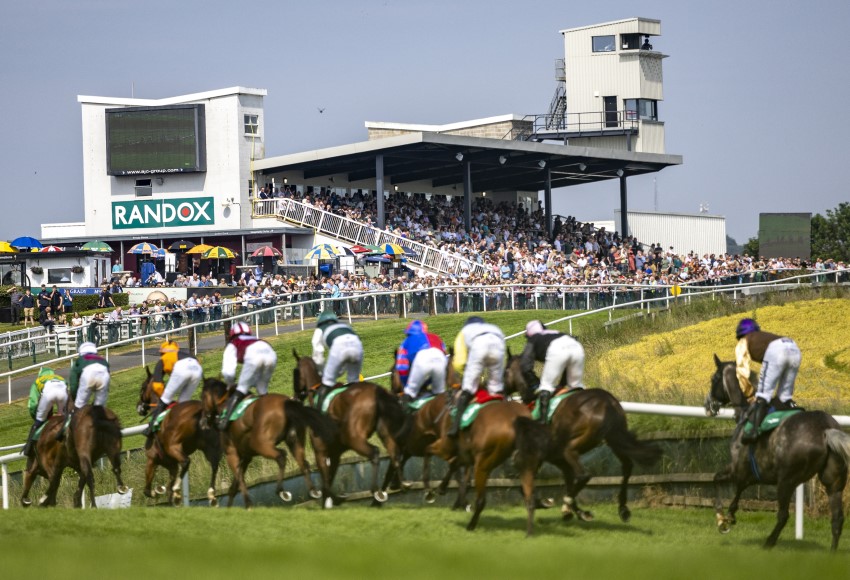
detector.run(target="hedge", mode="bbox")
[0,286,128,311]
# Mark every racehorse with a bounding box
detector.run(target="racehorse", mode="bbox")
[705,354,850,550]
[384,356,454,503]
[20,406,127,508]
[137,369,223,506]
[504,350,662,523]
[292,349,407,506]
[200,377,336,509]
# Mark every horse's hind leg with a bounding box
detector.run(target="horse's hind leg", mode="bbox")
[612,449,634,523]
[109,444,128,495]
[819,458,846,551]
[203,442,222,507]
[20,459,38,507]
[560,448,593,522]
[143,456,158,499]
[77,457,96,508]
[348,437,385,505]
[765,480,795,548]
[467,451,502,532]
[284,429,317,502]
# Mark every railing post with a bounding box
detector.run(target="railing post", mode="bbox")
[510,287,515,311]
[346,299,352,325]
[299,305,304,331]
[455,290,460,314]
[183,472,190,508]
[586,290,590,311]
[2,463,8,510]
[372,295,378,320]
[274,309,279,335]
[254,314,260,337]
[142,337,145,367]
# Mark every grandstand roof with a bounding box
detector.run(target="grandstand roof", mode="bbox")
[254,132,682,193]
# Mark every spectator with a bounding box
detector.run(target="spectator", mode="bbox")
[21,289,35,327]
[40,306,55,333]
[37,285,51,315]
[98,286,115,308]
[10,286,22,325]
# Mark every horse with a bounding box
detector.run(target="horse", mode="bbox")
[136,368,223,506]
[20,405,127,508]
[292,349,407,506]
[504,350,662,523]
[200,377,335,509]
[705,354,850,550]
[384,356,454,503]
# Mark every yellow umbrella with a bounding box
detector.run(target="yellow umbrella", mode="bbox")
[202,246,238,259]
[0,242,18,254]
[185,243,214,255]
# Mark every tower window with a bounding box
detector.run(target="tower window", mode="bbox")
[592,35,615,53]
[621,33,641,50]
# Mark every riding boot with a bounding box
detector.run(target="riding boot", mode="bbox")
[143,400,168,438]
[315,385,330,411]
[399,393,414,412]
[448,391,474,438]
[56,407,76,442]
[22,420,43,456]
[217,391,246,431]
[742,399,768,444]
[536,390,552,424]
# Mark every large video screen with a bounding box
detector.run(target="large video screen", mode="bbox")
[758,213,811,260]
[106,104,206,176]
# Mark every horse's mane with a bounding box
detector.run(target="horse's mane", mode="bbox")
[203,376,230,397]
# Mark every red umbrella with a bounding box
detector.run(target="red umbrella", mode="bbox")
[350,245,375,254]
[251,246,282,258]
[41,245,64,252]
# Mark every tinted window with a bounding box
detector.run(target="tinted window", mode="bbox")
[592,35,615,52]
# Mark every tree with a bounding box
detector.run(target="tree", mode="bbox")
[811,202,850,262]
[742,237,759,258]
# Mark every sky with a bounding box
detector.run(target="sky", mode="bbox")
[1,0,848,245]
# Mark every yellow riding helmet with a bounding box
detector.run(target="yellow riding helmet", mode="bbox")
[159,340,179,354]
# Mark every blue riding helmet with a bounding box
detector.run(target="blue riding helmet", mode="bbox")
[736,318,761,339]
[405,320,427,335]
[464,316,484,326]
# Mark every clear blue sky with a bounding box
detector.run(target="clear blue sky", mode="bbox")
[1,0,847,245]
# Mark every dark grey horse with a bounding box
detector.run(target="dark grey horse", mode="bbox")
[705,354,850,550]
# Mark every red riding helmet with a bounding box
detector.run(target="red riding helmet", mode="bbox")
[229,321,251,338]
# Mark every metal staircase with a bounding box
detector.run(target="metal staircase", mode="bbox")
[263,198,489,277]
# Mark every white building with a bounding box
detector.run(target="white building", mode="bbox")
[614,210,727,256]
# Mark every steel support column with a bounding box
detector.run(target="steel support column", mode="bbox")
[375,154,385,229]
[544,168,552,239]
[619,174,629,236]
[463,161,472,232]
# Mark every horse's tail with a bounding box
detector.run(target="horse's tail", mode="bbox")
[374,386,410,442]
[605,426,662,467]
[283,399,338,448]
[825,429,850,466]
[512,416,549,472]
[92,406,122,437]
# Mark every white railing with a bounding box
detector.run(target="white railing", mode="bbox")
[1,274,848,541]
[259,197,489,277]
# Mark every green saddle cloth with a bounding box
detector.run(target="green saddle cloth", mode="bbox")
[147,407,173,433]
[33,422,49,441]
[531,389,581,423]
[744,409,803,438]
[222,397,258,422]
[456,400,500,430]
[407,394,436,412]
[320,387,348,414]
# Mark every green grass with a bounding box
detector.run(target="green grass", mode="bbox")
[0,504,846,578]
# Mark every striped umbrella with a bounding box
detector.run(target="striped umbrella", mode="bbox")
[251,246,282,258]
[151,248,169,259]
[382,243,406,255]
[335,246,357,257]
[0,242,18,254]
[185,243,214,255]
[40,245,64,253]
[127,242,160,255]
[203,246,238,259]
[81,240,113,252]
[303,244,338,261]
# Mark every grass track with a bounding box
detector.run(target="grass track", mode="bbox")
[1,504,847,578]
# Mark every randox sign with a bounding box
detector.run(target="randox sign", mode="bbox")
[112,197,215,229]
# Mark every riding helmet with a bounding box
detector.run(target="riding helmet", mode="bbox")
[464,316,484,326]
[735,318,761,339]
[229,321,251,338]
[159,339,179,353]
[78,342,98,355]
[317,311,339,327]
[405,320,428,334]
[525,320,545,336]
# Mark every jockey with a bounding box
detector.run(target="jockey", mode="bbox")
[448,316,506,437]
[520,320,585,423]
[312,310,363,409]
[57,342,110,441]
[395,319,447,408]
[143,339,204,440]
[23,367,68,456]
[735,318,802,443]
[219,321,277,430]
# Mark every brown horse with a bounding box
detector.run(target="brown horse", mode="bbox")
[706,355,850,550]
[292,349,407,506]
[200,377,336,509]
[21,405,127,508]
[385,359,454,503]
[504,350,661,523]
[137,368,223,506]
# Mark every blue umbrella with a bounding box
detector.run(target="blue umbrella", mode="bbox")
[127,242,160,255]
[10,236,43,250]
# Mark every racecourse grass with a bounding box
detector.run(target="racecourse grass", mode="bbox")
[0,503,847,578]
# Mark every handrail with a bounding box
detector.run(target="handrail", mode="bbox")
[262,198,489,277]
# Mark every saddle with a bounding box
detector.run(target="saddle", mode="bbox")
[743,408,803,439]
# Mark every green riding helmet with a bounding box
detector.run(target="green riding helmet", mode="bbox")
[317,311,339,327]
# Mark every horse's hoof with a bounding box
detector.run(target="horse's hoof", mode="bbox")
[155,485,167,495]
[400,480,413,491]
[619,506,632,523]
[718,521,732,534]
[465,504,472,513]
[424,490,436,504]
[117,485,129,495]
[323,497,334,509]
[578,510,594,522]
[38,495,49,507]
[539,497,555,509]
[209,497,218,508]
[373,490,388,503]
[279,491,293,503]
[172,495,182,507]
[309,489,323,500]
[21,498,32,508]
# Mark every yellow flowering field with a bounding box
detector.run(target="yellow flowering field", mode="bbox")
[592,298,850,410]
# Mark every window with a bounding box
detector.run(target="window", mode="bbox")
[134,178,152,198]
[48,268,72,284]
[624,99,658,121]
[247,180,254,195]
[244,114,259,135]
[592,35,615,52]
[620,33,641,50]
